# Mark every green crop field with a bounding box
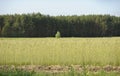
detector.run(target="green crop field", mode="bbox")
[0,37,120,76]
[0,37,120,66]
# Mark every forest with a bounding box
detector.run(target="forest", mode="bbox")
[0,13,120,37]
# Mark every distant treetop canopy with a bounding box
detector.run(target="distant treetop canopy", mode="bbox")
[0,13,120,37]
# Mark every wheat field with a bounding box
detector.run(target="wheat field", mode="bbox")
[0,37,120,66]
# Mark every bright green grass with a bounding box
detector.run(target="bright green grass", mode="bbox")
[35,71,120,76]
[0,70,120,76]
[0,38,120,65]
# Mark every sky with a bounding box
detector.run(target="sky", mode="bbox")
[0,0,120,16]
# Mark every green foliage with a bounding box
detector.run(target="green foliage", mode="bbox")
[55,31,61,38]
[0,70,35,76]
[0,69,119,76]
[0,13,120,37]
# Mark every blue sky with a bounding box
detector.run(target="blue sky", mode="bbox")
[0,0,120,16]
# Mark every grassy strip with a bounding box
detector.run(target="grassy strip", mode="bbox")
[0,69,120,76]
[0,38,120,66]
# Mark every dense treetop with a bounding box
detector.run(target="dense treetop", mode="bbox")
[0,13,120,37]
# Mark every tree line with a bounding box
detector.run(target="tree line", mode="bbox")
[0,13,120,37]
